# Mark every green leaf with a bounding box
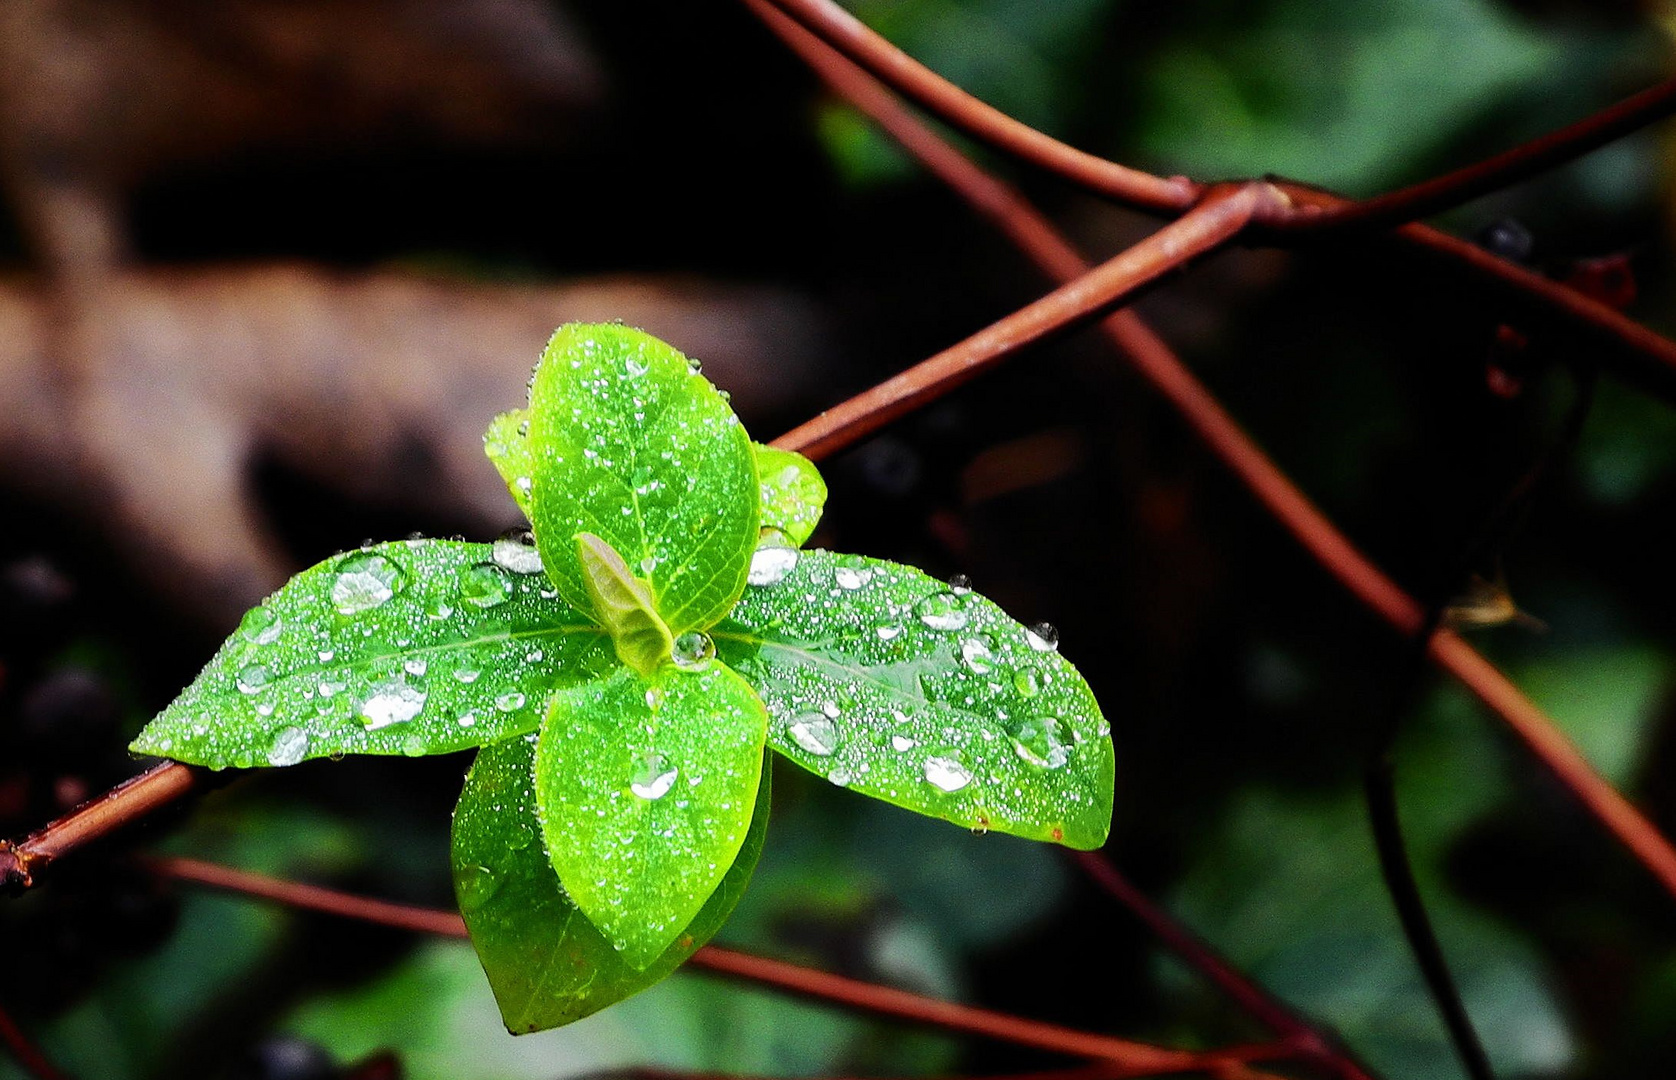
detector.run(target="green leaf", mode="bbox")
[576,532,675,675]
[525,323,759,636]
[534,661,769,968]
[715,549,1112,848]
[130,540,613,768]
[453,734,772,1032]
[484,408,535,518]
[754,444,827,547]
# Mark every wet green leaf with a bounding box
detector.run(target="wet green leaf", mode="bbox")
[576,532,674,675]
[130,540,613,768]
[484,407,535,518]
[453,734,771,1032]
[525,323,759,636]
[715,549,1111,848]
[754,444,827,547]
[534,661,769,968]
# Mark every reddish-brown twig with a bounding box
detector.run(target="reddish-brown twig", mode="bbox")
[740,0,1676,904]
[150,857,1286,1076]
[0,1003,74,1080]
[771,182,1278,460]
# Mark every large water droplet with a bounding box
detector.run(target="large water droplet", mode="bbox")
[457,863,501,913]
[331,553,406,614]
[492,531,544,575]
[891,734,917,752]
[460,562,514,608]
[235,663,272,694]
[959,635,995,674]
[748,537,799,587]
[630,752,678,799]
[266,725,309,767]
[923,754,973,792]
[834,557,873,591]
[238,605,283,645]
[948,573,973,596]
[494,691,527,713]
[672,631,715,672]
[1008,716,1070,769]
[452,667,481,684]
[876,623,904,642]
[914,591,968,631]
[1025,622,1060,652]
[788,712,838,756]
[359,681,427,730]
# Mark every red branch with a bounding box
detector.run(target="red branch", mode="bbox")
[150,857,1288,1077]
[0,1003,73,1080]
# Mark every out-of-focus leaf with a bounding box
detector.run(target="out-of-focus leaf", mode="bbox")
[485,408,535,518]
[717,548,1112,848]
[535,663,769,968]
[454,735,771,1031]
[525,323,759,636]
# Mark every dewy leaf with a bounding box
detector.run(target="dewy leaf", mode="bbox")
[715,549,1113,849]
[525,323,759,636]
[453,734,772,1033]
[484,408,535,518]
[130,540,614,769]
[754,443,827,547]
[534,660,768,969]
[576,532,674,675]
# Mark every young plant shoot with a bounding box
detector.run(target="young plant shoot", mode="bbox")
[131,323,1115,1031]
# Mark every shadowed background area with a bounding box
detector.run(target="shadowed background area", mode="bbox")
[3,1,1676,1078]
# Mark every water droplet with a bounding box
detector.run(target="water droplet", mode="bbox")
[317,674,347,698]
[876,623,904,642]
[317,649,336,663]
[457,863,501,912]
[630,752,678,799]
[423,596,455,620]
[672,631,715,672]
[460,562,514,608]
[266,726,308,766]
[914,591,968,631]
[788,712,838,756]
[960,636,995,674]
[492,531,544,575]
[948,573,973,595]
[891,734,917,752]
[625,355,650,377]
[1026,622,1060,652]
[834,557,873,590]
[828,767,854,788]
[238,605,282,645]
[923,754,973,792]
[686,357,703,375]
[494,691,527,713]
[235,664,272,694]
[457,711,478,728]
[645,686,666,711]
[1013,668,1042,697]
[403,658,428,677]
[359,681,427,729]
[452,667,480,684]
[331,552,406,614]
[1008,716,1070,769]
[748,538,799,587]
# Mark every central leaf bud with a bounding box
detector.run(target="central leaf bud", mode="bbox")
[575,532,674,676]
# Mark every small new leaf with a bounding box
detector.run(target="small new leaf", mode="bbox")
[716,549,1113,849]
[131,540,613,768]
[754,443,827,547]
[453,734,771,1031]
[525,324,759,636]
[576,532,674,675]
[534,661,768,969]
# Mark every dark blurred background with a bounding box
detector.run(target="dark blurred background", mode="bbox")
[3,1,1676,1077]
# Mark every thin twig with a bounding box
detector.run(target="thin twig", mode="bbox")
[736,0,1676,905]
[149,857,1284,1076]
[0,1003,74,1080]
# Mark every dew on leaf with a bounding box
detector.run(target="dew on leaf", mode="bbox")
[1013,668,1042,697]
[914,591,968,631]
[1009,715,1070,769]
[457,863,502,913]
[788,712,838,756]
[459,562,514,608]
[403,659,428,678]
[891,734,917,752]
[452,667,481,684]
[330,552,406,614]
[1026,622,1060,652]
[359,681,426,729]
[235,664,272,695]
[829,767,854,788]
[748,538,799,587]
[923,754,973,792]
[423,596,455,620]
[876,623,904,642]
[494,691,527,713]
[834,557,873,590]
[491,531,545,575]
[672,631,715,672]
[948,573,972,595]
[630,752,678,800]
[266,725,309,767]
[237,605,283,645]
[959,635,996,674]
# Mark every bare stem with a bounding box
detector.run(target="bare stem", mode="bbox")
[0,1003,74,1080]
